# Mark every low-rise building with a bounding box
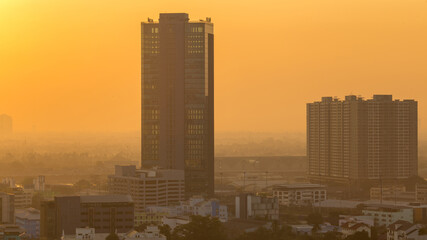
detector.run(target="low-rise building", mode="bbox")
[370,186,406,201]
[273,184,326,206]
[108,166,185,213]
[0,224,27,239]
[124,226,166,240]
[40,195,134,239]
[161,216,190,230]
[177,196,228,222]
[235,194,279,220]
[387,220,427,240]
[0,193,14,224]
[362,205,414,226]
[341,222,371,238]
[15,208,40,239]
[416,184,427,203]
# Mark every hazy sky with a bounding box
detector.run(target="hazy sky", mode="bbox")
[1,0,427,133]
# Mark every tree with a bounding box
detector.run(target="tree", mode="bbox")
[105,233,120,240]
[171,215,227,240]
[307,212,324,226]
[159,224,172,240]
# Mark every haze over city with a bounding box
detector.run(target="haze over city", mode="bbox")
[1,0,427,133]
[2,1,427,240]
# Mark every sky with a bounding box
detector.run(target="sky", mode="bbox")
[1,0,427,134]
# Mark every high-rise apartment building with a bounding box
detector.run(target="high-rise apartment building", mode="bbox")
[141,13,214,197]
[307,95,417,183]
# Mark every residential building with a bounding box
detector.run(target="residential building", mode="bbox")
[0,193,14,224]
[272,183,326,206]
[108,165,185,213]
[141,13,215,198]
[40,195,134,239]
[235,194,279,220]
[340,222,371,238]
[307,95,418,183]
[0,115,12,135]
[387,220,427,240]
[14,208,40,239]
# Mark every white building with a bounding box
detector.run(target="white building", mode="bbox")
[362,205,414,226]
[177,196,228,222]
[161,216,190,230]
[273,184,326,206]
[235,194,279,220]
[124,226,166,240]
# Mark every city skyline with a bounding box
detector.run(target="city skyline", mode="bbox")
[1,0,427,134]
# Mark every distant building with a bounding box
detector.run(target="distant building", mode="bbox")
[8,187,33,209]
[141,13,215,198]
[272,183,326,206]
[108,166,185,213]
[370,186,406,200]
[1,178,15,188]
[416,184,427,203]
[235,194,279,220]
[40,195,134,239]
[307,95,418,183]
[124,226,166,240]
[33,176,45,192]
[361,204,426,226]
[0,115,12,135]
[176,196,228,222]
[0,193,14,224]
[15,208,40,239]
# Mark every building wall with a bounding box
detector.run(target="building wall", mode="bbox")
[273,185,326,206]
[0,193,14,224]
[362,208,413,226]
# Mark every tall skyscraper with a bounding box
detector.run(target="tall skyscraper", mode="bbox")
[307,95,417,183]
[0,114,12,135]
[141,13,214,197]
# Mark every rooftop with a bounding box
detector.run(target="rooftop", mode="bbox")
[80,195,133,203]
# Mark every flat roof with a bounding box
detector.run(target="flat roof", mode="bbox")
[80,195,133,203]
[273,183,326,189]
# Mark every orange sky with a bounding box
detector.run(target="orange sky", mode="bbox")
[1,0,427,134]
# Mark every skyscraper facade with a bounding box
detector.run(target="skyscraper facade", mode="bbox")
[141,13,214,197]
[307,95,417,183]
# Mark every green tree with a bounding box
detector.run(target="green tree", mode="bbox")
[159,224,172,240]
[105,233,120,240]
[171,215,227,240]
[345,231,370,240]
